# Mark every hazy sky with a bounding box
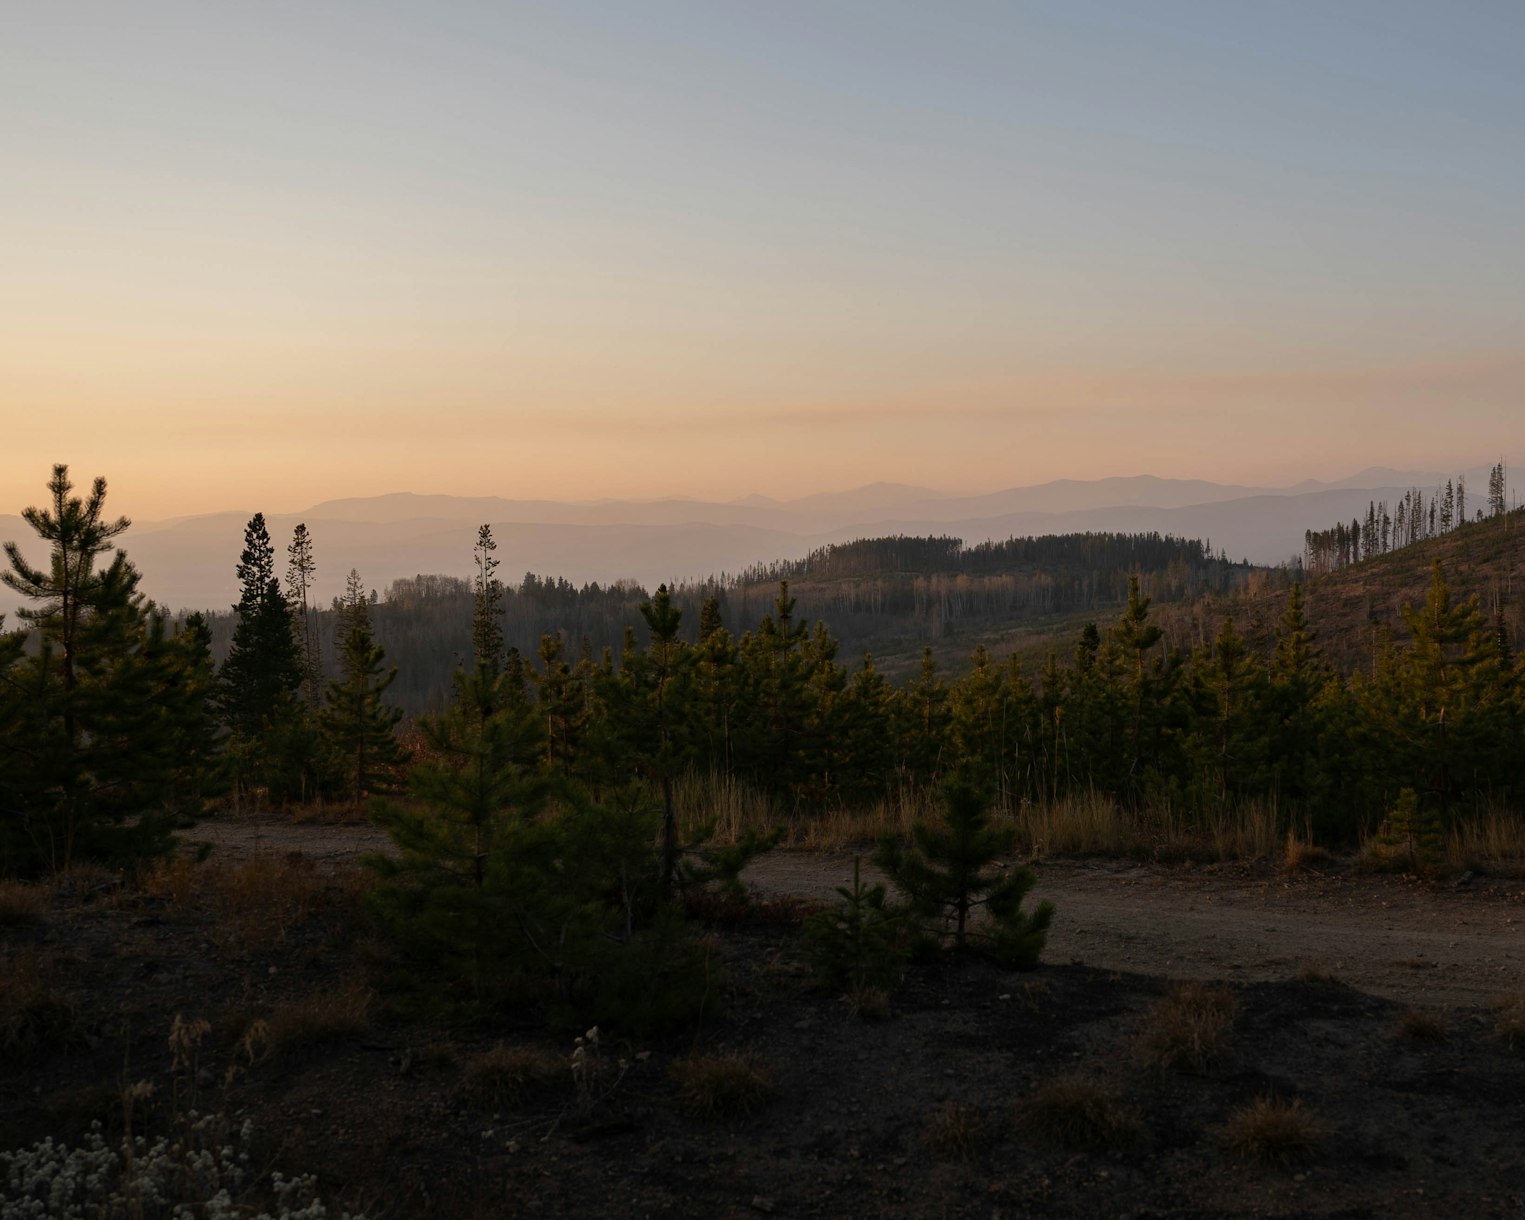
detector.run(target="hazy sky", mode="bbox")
[5,1,1524,519]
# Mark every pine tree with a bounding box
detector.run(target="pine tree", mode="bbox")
[875,779,1054,967]
[471,524,504,676]
[1,467,215,872]
[219,514,303,739]
[594,585,695,893]
[367,664,548,1005]
[320,590,409,805]
[285,523,322,708]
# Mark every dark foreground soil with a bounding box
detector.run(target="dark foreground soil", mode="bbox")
[4,836,1525,1219]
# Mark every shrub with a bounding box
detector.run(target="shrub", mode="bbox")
[670,1052,772,1118]
[1016,1074,1143,1151]
[1222,1095,1322,1164]
[1138,981,1235,1074]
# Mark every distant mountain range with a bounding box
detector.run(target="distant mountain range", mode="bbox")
[1,466,1512,617]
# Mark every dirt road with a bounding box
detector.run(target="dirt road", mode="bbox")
[192,815,1525,1008]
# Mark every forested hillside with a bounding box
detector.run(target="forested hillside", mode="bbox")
[6,467,1525,883]
[199,529,1255,712]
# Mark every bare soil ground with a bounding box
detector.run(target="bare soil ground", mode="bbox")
[192,815,1525,1008]
[4,815,1525,1218]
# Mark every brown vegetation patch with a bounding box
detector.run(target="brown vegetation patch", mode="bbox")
[0,947,81,1059]
[921,1100,983,1161]
[0,880,46,926]
[1222,1095,1323,1165]
[460,1043,566,1110]
[256,981,373,1058]
[669,1052,773,1118]
[1396,1007,1449,1042]
[1015,1073,1144,1151]
[1137,981,1236,1074]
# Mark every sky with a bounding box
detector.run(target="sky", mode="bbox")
[4,1,1524,520]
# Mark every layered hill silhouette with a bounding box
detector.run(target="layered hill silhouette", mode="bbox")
[0,466,1511,617]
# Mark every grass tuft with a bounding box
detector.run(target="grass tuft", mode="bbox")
[1395,1008,1449,1042]
[259,982,372,1058]
[0,948,81,1059]
[459,1043,565,1110]
[1222,1095,1322,1165]
[921,1101,982,1161]
[669,1052,772,1118]
[1015,1073,1143,1151]
[1138,981,1236,1074]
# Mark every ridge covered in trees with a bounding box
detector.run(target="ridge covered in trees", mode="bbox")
[5,468,1525,881]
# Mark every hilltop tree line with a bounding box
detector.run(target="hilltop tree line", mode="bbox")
[199,529,1258,713]
[5,466,1524,878]
[1304,463,1511,576]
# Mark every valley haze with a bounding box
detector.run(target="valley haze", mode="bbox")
[2,466,1510,618]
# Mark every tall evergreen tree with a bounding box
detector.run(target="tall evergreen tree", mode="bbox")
[1,467,215,872]
[321,580,409,804]
[219,514,303,737]
[472,524,504,676]
[285,523,321,708]
[219,514,305,801]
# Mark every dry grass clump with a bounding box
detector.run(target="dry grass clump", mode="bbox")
[138,851,357,952]
[1282,832,1329,873]
[1015,1073,1143,1151]
[459,1043,565,1110]
[844,983,892,1021]
[921,1101,983,1161]
[1138,981,1236,1074]
[139,854,199,906]
[1222,1095,1323,1165]
[669,1052,773,1118]
[0,879,46,925]
[1295,962,1341,984]
[1489,994,1525,1048]
[0,947,81,1058]
[1395,1007,1449,1042]
[258,982,373,1058]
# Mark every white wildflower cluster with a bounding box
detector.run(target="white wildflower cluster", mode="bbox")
[1,1116,363,1220]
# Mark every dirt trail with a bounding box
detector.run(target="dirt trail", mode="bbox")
[192,815,1525,1009]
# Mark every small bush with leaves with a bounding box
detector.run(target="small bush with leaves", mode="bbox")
[1222,1095,1322,1165]
[803,856,907,997]
[1016,1074,1143,1151]
[1138,981,1236,1074]
[670,1052,772,1119]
